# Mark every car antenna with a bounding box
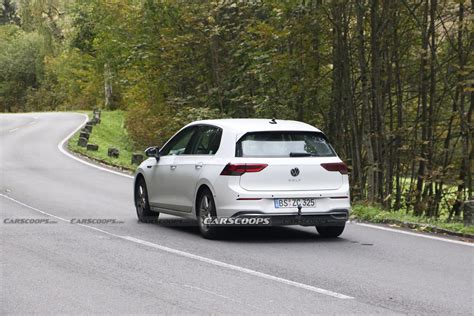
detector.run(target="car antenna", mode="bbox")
[269,117,277,124]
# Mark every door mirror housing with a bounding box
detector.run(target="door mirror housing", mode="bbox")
[145,146,161,161]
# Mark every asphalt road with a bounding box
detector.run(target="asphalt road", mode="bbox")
[1,112,473,315]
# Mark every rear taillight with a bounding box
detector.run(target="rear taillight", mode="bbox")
[321,162,348,175]
[220,163,268,176]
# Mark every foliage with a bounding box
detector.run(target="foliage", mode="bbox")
[2,0,473,223]
[0,24,45,112]
[125,102,223,149]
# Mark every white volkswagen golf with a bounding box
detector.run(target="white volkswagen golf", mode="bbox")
[134,119,350,239]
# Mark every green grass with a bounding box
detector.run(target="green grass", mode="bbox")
[351,204,474,235]
[68,110,140,171]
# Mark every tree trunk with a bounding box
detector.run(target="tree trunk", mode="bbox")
[425,0,437,217]
[450,1,469,220]
[104,63,114,110]
[356,0,373,201]
[414,0,430,216]
[370,0,385,204]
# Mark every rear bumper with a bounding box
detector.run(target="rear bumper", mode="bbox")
[231,209,349,226]
[211,175,351,219]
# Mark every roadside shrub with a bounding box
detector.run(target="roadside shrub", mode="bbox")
[125,102,223,149]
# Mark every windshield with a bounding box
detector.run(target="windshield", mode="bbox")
[236,131,336,157]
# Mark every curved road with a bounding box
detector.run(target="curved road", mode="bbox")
[1,113,473,314]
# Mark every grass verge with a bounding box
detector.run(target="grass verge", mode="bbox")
[68,110,140,171]
[351,204,474,237]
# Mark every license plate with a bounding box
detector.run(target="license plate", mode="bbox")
[274,198,316,208]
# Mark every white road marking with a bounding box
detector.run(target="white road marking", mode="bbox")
[57,113,133,179]
[0,194,69,224]
[0,193,354,300]
[56,113,474,246]
[355,223,474,247]
[0,198,262,309]
[9,127,19,133]
[122,235,354,299]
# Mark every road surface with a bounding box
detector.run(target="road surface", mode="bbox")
[1,113,473,314]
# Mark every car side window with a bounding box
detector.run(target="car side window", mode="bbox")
[160,127,196,156]
[191,126,222,155]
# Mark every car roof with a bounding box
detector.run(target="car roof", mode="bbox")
[188,118,323,134]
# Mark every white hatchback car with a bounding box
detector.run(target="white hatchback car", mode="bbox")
[134,119,350,239]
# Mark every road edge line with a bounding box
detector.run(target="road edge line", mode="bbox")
[354,222,473,247]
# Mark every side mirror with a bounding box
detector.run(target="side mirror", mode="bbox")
[145,146,160,161]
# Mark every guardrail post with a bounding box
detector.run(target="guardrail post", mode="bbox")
[107,147,119,158]
[79,131,89,140]
[77,137,88,147]
[84,123,93,133]
[86,144,99,151]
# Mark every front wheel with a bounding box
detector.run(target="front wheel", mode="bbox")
[135,178,158,223]
[316,224,345,238]
[197,189,221,239]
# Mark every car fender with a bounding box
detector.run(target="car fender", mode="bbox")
[193,178,216,217]
[133,158,155,187]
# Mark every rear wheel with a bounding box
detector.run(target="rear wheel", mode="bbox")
[135,178,158,223]
[316,224,345,238]
[197,189,221,239]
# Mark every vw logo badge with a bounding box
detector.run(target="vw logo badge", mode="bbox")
[290,167,300,177]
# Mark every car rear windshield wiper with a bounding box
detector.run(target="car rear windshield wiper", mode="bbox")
[289,152,313,157]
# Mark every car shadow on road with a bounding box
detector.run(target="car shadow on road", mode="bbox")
[147,218,347,243]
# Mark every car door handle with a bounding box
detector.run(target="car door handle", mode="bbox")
[170,165,177,170]
[195,162,203,169]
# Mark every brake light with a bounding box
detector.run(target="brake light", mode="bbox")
[321,162,348,174]
[220,163,268,176]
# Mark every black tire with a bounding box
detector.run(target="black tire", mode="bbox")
[316,224,345,238]
[135,177,158,223]
[197,188,221,239]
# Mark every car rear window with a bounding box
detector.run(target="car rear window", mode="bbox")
[236,131,336,157]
